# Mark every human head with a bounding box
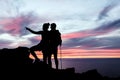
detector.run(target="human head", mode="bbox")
[50,23,56,30]
[42,23,49,31]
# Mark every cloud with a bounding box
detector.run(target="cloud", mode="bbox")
[0,12,50,48]
[63,35,120,50]
[0,40,13,49]
[97,2,119,20]
[0,0,120,53]
[0,33,15,48]
[94,19,120,33]
[62,19,120,49]
[0,13,38,35]
[28,36,41,46]
[98,37,120,49]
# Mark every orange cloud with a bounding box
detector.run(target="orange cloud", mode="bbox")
[29,48,120,59]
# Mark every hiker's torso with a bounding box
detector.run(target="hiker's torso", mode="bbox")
[40,31,50,44]
[50,30,61,46]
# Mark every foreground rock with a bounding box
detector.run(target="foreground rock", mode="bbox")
[0,47,120,80]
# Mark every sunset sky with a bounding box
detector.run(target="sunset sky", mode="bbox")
[0,0,120,58]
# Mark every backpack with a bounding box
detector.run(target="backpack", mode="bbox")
[50,30,62,46]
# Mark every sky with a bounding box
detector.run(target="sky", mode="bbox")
[0,0,120,58]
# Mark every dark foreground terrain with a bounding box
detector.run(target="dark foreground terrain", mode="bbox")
[0,46,120,80]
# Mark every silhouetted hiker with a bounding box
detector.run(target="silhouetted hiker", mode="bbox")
[49,23,62,69]
[26,23,50,63]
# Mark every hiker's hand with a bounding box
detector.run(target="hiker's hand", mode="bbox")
[25,27,29,30]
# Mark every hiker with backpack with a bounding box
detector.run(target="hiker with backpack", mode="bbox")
[49,23,62,69]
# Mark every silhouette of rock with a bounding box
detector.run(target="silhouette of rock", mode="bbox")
[0,46,120,80]
[0,46,33,65]
[75,69,103,80]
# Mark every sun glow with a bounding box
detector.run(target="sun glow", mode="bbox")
[29,49,120,59]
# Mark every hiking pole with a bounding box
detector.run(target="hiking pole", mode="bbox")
[59,45,62,69]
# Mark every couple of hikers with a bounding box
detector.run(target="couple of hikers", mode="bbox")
[26,23,62,69]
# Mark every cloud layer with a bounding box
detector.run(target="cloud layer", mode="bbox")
[0,0,120,58]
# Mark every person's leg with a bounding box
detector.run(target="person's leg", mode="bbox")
[43,49,52,68]
[48,54,52,68]
[42,50,47,64]
[30,46,39,60]
[53,48,58,69]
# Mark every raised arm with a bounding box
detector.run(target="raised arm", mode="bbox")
[26,27,42,34]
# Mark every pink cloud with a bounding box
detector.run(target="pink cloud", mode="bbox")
[59,48,120,58]
[62,31,90,39]
[35,36,41,40]
[0,13,37,35]
[0,18,12,25]
[62,27,115,40]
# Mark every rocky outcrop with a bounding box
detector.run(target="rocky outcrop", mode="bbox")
[0,47,120,80]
